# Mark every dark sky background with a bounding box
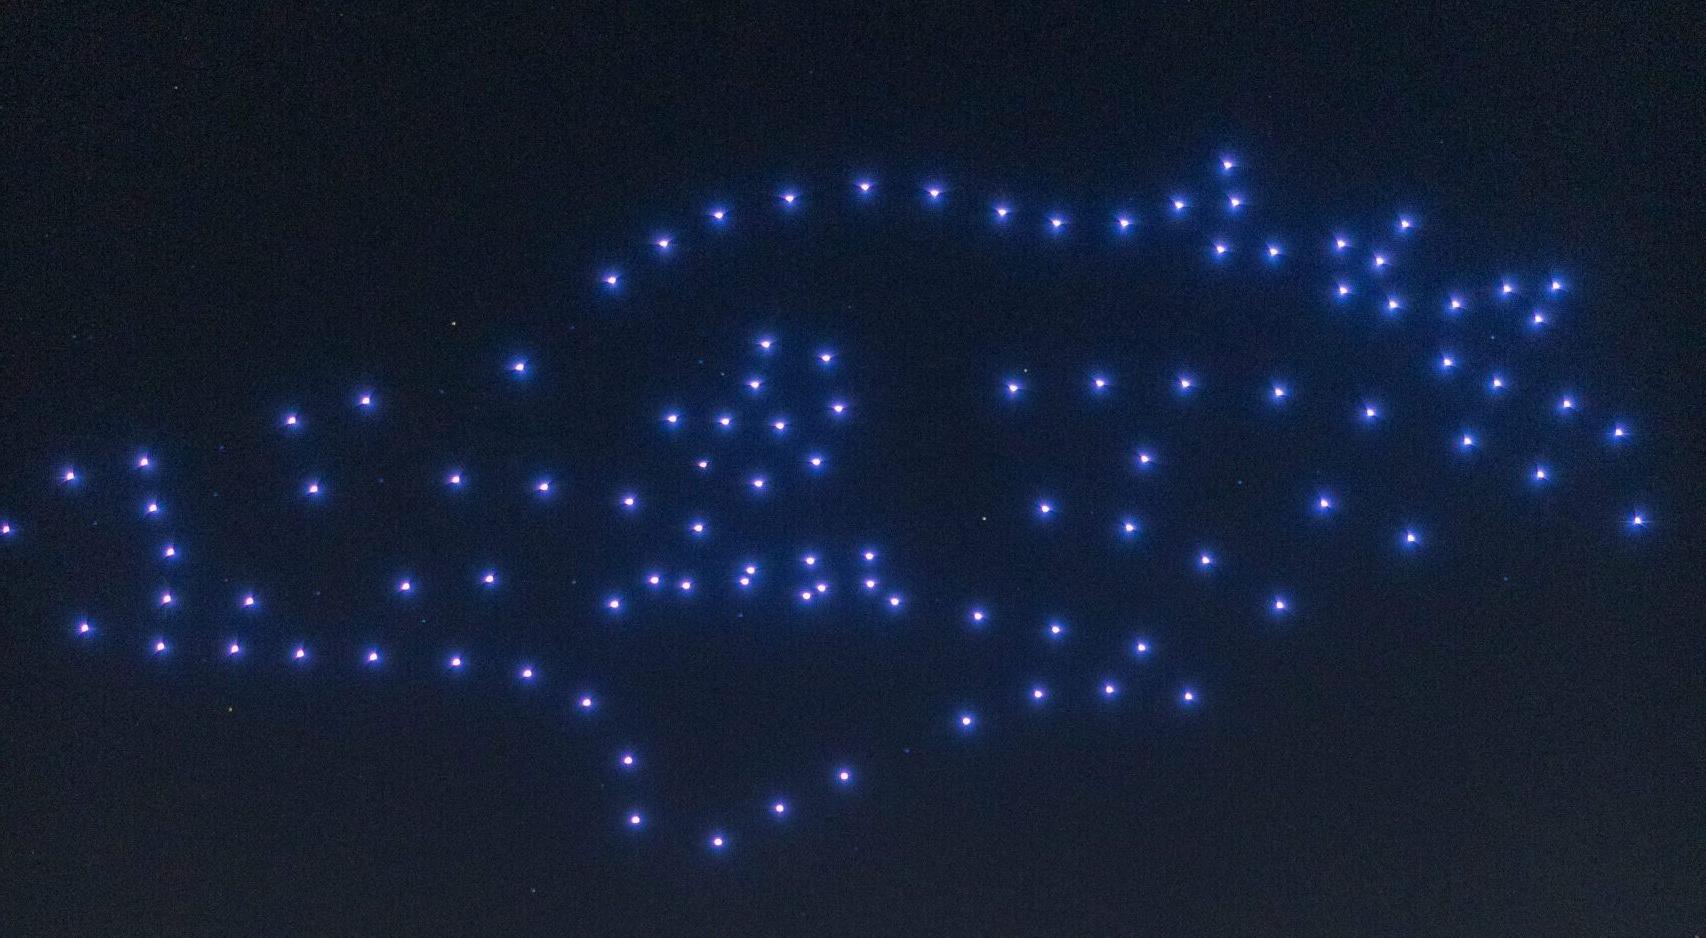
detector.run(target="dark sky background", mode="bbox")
[2,4,1703,936]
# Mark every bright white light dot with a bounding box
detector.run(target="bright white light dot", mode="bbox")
[716,414,732,428]
[398,580,412,592]
[511,360,526,373]
[293,647,306,660]
[1338,283,1351,296]
[1093,376,1108,389]
[603,274,619,286]
[449,656,463,668]
[1103,683,1117,696]
[864,579,877,590]
[690,521,705,535]
[284,414,298,427]
[647,574,661,586]
[814,581,828,594]
[1631,514,1646,527]
[1273,597,1287,611]
[1267,244,1281,257]
[1534,466,1548,481]
[1031,687,1046,700]
[1387,297,1401,311]
[1122,520,1138,534]
[537,481,551,492]
[837,769,851,783]
[1550,278,1563,292]
[606,596,621,610]
[1182,690,1196,703]
[78,621,91,634]
[1491,376,1504,390]
[711,834,726,848]
[679,579,693,592]
[621,753,634,767]
[136,455,150,468]
[750,476,767,490]
[1050,216,1064,229]
[970,609,986,623]
[359,394,372,407]
[1272,385,1286,398]
[1137,451,1153,466]
[241,594,255,608]
[1461,434,1475,448]
[579,696,593,709]
[1006,381,1021,396]
[1405,531,1419,544]
[738,577,751,587]
[1335,237,1349,251]
[629,814,642,826]
[160,592,173,605]
[664,412,680,424]
[448,473,462,486]
[146,501,159,514]
[781,192,797,204]
[1502,281,1514,295]
[1373,253,1387,268]
[1441,356,1455,369]
[710,209,726,221]
[1135,641,1149,654]
[1318,496,1332,510]
[367,650,380,663]
[830,401,847,415]
[808,455,823,468]
[306,481,320,495]
[1612,424,1627,438]
[1199,553,1213,566]
[857,180,872,192]
[1048,622,1063,636]
[655,238,670,250]
[959,713,975,728]
[482,572,496,585]
[227,642,241,656]
[163,544,176,557]
[695,459,709,470]
[154,640,167,653]
[887,595,901,607]
[1037,501,1053,515]
[1117,215,1132,229]
[772,419,787,432]
[1364,405,1379,419]
[862,550,876,562]
[1560,397,1575,410]
[1450,296,1465,310]
[1227,195,1242,210]
[1532,311,1547,325]
[1221,157,1236,171]
[926,186,941,199]
[1213,241,1228,255]
[773,802,787,815]
[1178,376,1193,390]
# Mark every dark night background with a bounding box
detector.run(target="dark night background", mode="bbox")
[2,3,1703,935]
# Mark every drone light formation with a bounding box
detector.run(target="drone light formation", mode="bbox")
[19,151,1649,857]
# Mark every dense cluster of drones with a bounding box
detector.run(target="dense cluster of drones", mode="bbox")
[4,153,1654,854]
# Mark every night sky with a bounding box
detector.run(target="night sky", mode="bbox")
[3,5,1703,936]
